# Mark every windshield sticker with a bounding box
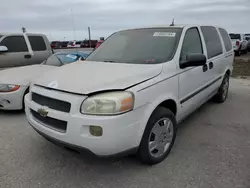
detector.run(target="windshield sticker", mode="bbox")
[66,54,78,60]
[153,32,176,37]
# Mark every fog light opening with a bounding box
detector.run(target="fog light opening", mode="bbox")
[0,99,10,107]
[89,126,103,137]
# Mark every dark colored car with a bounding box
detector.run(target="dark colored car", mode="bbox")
[61,41,69,48]
[80,40,98,48]
[50,41,61,49]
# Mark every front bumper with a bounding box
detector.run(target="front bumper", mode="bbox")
[0,86,27,110]
[25,86,147,156]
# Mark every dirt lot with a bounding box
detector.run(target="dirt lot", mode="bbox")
[233,53,250,77]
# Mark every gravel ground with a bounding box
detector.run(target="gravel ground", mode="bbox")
[0,78,250,188]
[233,53,250,77]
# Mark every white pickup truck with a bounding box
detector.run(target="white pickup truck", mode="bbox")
[229,33,248,56]
[0,33,52,69]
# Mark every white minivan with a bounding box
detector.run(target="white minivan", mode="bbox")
[25,25,234,164]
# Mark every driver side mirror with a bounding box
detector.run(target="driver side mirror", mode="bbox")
[180,54,207,69]
[0,46,8,53]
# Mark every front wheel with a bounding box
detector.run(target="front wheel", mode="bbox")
[137,107,177,165]
[213,74,229,103]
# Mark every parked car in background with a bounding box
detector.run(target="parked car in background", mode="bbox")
[229,33,248,56]
[80,40,98,48]
[61,41,69,48]
[50,41,61,49]
[244,34,250,51]
[0,33,52,69]
[67,41,82,48]
[25,25,233,164]
[94,38,104,49]
[0,51,91,110]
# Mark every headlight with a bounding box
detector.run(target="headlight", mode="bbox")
[81,91,134,115]
[0,84,20,92]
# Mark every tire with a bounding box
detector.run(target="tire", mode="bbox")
[235,49,240,56]
[213,74,229,103]
[137,107,177,165]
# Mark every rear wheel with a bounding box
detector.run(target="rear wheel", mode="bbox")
[235,46,241,56]
[213,74,229,103]
[137,107,177,165]
[243,48,248,54]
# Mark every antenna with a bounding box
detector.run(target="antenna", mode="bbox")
[170,18,175,26]
[21,27,26,33]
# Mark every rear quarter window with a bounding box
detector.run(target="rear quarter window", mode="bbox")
[201,26,223,59]
[28,36,47,51]
[219,28,232,52]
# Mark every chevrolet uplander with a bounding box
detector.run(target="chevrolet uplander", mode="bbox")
[25,25,234,164]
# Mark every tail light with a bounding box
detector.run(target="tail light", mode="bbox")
[236,41,240,46]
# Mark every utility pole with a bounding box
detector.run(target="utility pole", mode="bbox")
[70,9,76,40]
[88,27,91,48]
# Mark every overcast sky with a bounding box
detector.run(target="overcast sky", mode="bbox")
[1,0,249,41]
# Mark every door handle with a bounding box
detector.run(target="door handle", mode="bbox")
[209,62,213,69]
[24,54,32,59]
[203,64,208,72]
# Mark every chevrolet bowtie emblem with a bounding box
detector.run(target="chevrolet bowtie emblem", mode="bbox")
[37,107,48,117]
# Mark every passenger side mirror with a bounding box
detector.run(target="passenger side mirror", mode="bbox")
[180,54,207,69]
[0,46,8,53]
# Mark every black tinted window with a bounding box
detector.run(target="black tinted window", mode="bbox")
[219,28,232,52]
[76,41,82,45]
[86,28,182,64]
[229,34,241,40]
[201,26,223,59]
[181,27,203,61]
[28,36,46,51]
[0,36,28,52]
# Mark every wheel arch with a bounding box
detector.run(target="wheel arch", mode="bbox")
[22,86,30,109]
[136,96,179,146]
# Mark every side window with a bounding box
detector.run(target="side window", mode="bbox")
[201,26,223,59]
[180,27,203,61]
[0,36,28,52]
[28,36,46,51]
[218,28,232,52]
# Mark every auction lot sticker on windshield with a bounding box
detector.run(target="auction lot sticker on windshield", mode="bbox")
[153,32,176,37]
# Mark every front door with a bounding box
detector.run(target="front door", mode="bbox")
[178,27,211,121]
[0,35,31,68]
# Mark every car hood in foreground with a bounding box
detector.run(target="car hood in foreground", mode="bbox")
[0,65,56,85]
[34,61,163,94]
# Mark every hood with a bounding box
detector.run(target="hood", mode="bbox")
[34,61,162,94]
[0,65,56,85]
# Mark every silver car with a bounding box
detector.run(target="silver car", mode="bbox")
[0,33,52,69]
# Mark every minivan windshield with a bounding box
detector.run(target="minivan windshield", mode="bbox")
[86,28,182,64]
[229,34,241,40]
